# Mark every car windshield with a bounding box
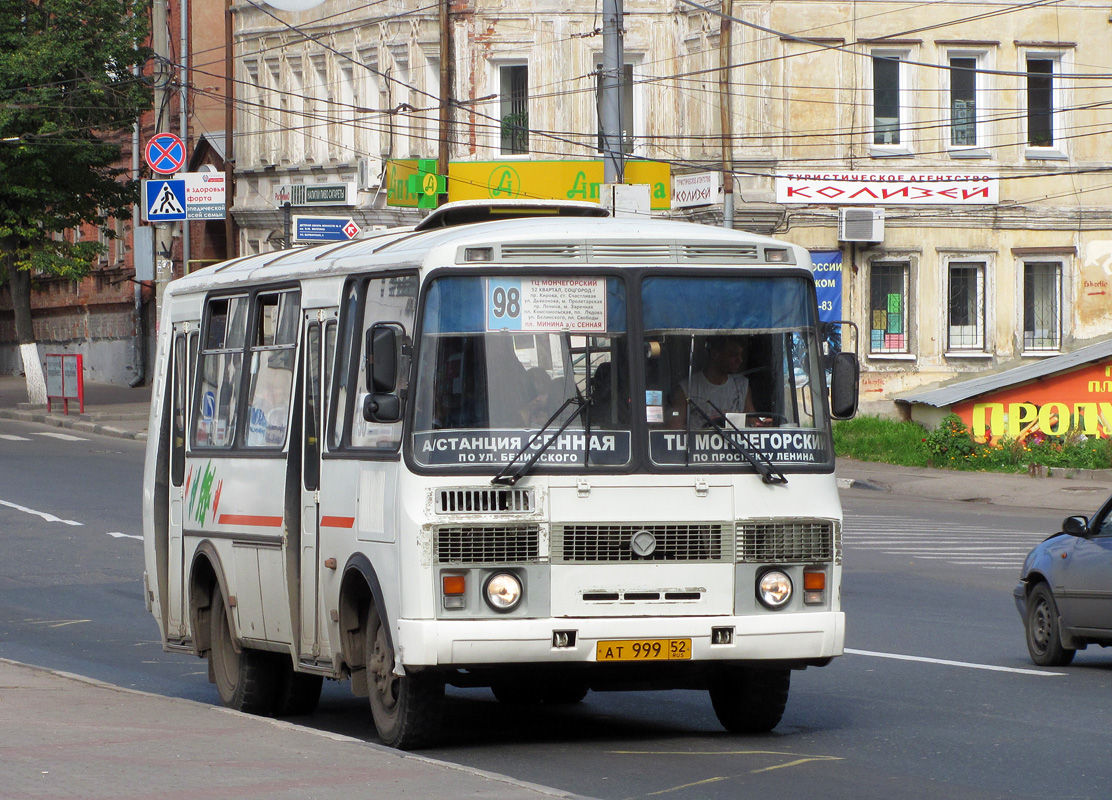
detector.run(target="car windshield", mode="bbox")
[411,275,631,469]
[641,274,832,467]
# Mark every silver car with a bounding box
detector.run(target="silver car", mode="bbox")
[1015,499,1112,666]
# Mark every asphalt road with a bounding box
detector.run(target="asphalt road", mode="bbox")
[1,418,1110,799]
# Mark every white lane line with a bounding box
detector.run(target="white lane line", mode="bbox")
[0,499,83,526]
[107,531,142,540]
[846,648,1065,676]
[0,434,31,441]
[31,432,88,442]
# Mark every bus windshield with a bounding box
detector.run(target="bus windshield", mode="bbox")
[411,275,631,469]
[642,274,831,468]
[409,271,832,471]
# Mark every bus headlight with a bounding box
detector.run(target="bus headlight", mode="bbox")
[756,570,793,609]
[484,572,523,612]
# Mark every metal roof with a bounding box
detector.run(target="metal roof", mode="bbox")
[897,338,1112,408]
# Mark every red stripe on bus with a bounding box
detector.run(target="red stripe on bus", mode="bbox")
[218,514,284,527]
[320,516,356,528]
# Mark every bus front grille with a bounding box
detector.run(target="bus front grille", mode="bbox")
[435,525,542,564]
[736,519,840,563]
[552,523,730,563]
[435,488,534,514]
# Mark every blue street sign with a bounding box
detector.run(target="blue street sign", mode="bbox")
[143,179,187,222]
[292,216,360,242]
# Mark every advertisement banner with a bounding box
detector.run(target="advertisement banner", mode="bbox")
[776,172,997,205]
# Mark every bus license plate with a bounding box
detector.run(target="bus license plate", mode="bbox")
[596,638,691,662]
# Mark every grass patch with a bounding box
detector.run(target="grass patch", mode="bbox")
[832,415,932,467]
[834,413,1112,473]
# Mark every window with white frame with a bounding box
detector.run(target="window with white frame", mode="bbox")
[948,55,980,148]
[871,52,910,147]
[869,262,910,354]
[498,63,529,155]
[1023,261,1062,351]
[337,62,355,160]
[1025,53,1066,150]
[595,59,638,155]
[947,261,985,350]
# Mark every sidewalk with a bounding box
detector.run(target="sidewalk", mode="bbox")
[0,658,585,800]
[0,374,151,440]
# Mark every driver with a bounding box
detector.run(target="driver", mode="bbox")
[669,336,769,428]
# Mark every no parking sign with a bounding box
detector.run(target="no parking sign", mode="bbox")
[145,133,186,175]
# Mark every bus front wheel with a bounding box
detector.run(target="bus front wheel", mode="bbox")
[208,590,278,714]
[708,666,790,733]
[365,605,445,749]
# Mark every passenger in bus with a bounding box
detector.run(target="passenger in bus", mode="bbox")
[518,367,559,427]
[668,335,769,428]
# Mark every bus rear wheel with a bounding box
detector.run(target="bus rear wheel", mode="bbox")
[209,590,278,714]
[708,666,791,733]
[365,605,444,749]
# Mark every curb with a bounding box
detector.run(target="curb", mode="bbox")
[0,408,147,441]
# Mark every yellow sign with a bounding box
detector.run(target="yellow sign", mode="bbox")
[387,160,421,208]
[387,159,671,210]
[422,171,439,196]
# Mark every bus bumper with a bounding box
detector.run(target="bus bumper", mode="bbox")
[396,611,844,667]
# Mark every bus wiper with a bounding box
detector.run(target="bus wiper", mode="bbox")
[491,395,587,486]
[688,400,787,485]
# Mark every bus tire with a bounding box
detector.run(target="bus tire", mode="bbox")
[366,604,445,749]
[209,590,278,715]
[708,666,790,734]
[273,661,324,717]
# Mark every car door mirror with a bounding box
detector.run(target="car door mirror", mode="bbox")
[1062,515,1089,536]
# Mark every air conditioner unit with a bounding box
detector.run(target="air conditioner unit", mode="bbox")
[357,156,383,191]
[838,207,884,242]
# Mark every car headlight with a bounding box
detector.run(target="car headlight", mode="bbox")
[757,570,793,609]
[484,572,523,612]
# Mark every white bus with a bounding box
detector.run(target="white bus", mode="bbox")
[142,200,859,749]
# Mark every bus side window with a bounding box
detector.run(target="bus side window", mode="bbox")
[244,290,300,448]
[170,335,187,486]
[303,322,322,490]
[328,283,359,450]
[350,274,418,450]
[193,295,249,448]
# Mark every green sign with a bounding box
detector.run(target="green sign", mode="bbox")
[405,159,447,209]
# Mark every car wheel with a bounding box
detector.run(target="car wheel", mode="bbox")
[708,666,790,733]
[366,604,445,749]
[1025,582,1076,667]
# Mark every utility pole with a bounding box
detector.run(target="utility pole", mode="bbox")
[224,0,236,258]
[719,0,735,229]
[152,0,175,328]
[600,0,624,184]
[437,0,451,195]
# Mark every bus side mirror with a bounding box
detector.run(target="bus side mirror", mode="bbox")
[829,351,859,420]
[363,392,401,423]
[363,323,404,423]
[365,324,398,393]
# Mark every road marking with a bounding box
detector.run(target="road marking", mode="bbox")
[846,648,1066,676]
[0,434,31,441]
[0,499,83,526]
[843,514,1048,571]
[27,619,92,628]
[107,531,142,540]
[31,431,89,442]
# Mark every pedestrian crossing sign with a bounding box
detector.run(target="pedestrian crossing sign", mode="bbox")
[143,179,187,221]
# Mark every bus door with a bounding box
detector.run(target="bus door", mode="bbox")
[298,310,336,661]
[166,326,196,639]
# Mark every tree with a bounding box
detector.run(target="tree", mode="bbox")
[0,0,151,402]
